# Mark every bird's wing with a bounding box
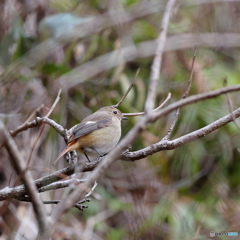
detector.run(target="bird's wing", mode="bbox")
[69,117,112,142]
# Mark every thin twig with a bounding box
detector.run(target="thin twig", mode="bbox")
[113,68,140,108]
[182,45,197,99]
[123,92,171,117]
[10,89,63,138]
[27,89,62,166]
[223,77,240,131]
[151,84,240,123]
[38,179,87,192]
[15,180,99,212]
[85,181,99,198]
[23,104,45,124]
[162,45,197,140]
[45,88,62,118]
[144,0,176,112]
[10,117,66,138]
[16,196,90,211]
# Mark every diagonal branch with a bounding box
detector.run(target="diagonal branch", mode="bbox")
[113,68,140,108]
[0,121,49,234]
[144,0,176,112]
[50,0,176,225]
[10,117,65,138]
[121,107,240,161]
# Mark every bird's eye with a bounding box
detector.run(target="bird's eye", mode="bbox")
[113,110,117,114]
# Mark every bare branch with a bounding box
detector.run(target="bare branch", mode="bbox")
[10,117,66,138]
[38,178,87,192]
[144,0,176,112]
[123,92,171,117]
[121,107,240,161]
[16,196,90,211]
[182,45,197,99]
[10,89,64,138]
[22,104,45,124]
[223,77,240,131]
[113,68,140,108]
[0,121,49,233]
[162,45,197,140]
[45,88,62,118]
[150,84,240,123]
[0,160,100,201]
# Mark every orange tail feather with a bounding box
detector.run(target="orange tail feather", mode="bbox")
[52,142,75,166]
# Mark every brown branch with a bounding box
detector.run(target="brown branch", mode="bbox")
[22,104,45,124]
[223,77,240,131]
[16,196,90,211]
[38,178,87,192]
[0,159,100,201]
[162,45,197,140]
[27,89,62,166]
[150,84,240,123]
[113,68,140,108]
[121,107,240,161]
[0,121,49,234]
[144,0,176,112]
[10,89,63,138]
[45,88,62,118]
[10,117,66,138]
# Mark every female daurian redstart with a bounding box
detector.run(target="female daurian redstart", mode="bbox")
[53,106,128,165]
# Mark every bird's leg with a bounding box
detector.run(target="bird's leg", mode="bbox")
[83,150,91,162]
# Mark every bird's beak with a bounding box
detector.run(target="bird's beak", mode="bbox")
[122,116,128,120]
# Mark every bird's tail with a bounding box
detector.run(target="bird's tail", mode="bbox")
[52,142,75,166]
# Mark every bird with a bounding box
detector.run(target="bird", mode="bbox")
[53,106,128,165]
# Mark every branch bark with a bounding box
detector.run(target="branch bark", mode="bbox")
[0,121,50,235]
[121,107,240,161]
[145,0,176,112]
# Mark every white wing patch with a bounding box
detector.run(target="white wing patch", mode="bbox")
[85,121,96,124]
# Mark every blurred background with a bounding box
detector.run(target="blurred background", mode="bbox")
[1,0,240,239]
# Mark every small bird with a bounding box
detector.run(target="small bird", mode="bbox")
[53,106,128,165]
